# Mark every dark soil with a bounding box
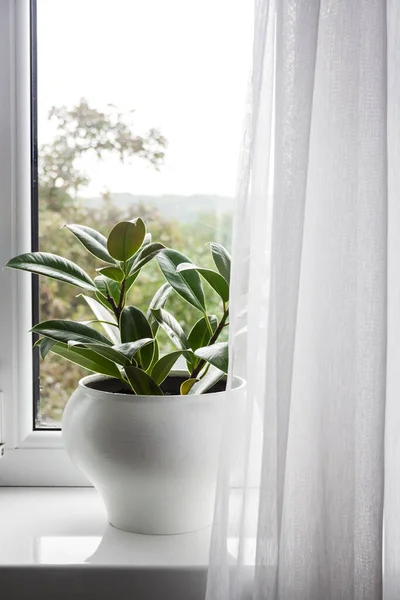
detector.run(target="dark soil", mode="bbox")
[86,374,227,396]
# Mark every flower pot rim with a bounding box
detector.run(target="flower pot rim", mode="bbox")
[78,371,246,403]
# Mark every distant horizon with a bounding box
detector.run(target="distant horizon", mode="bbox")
[80,191,235,223]
[83,191,235,200]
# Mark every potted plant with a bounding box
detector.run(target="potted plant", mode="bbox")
[5,218,245,534]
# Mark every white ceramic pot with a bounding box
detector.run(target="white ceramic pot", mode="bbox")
[62,372,245,534]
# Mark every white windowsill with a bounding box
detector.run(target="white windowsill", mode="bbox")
[0,487,212,600]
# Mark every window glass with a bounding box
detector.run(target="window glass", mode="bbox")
[35,0,251,426]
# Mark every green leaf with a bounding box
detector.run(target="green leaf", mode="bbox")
[40,337,57,359]
[187,315,217,370]
[188,366,225,395]
[151,350,186,385]
[194,342,229,374]
[147,283,172,336]
[147,338,159,373]
[123,242,165,293]
[150,308,195,369]
[71,342,129,366]
[64,224,115,263]
[128,242,165,276]
[32,320,113,346]
[107,218,146,261]
[114,339,154,362]
[210,243,231,284]
[142,232,152,246]
[120,306,154,370]
[96,266,124,282]
[50,342,121,379]
[150,308,190,352]
[5,252,97,292]
[180,378,198,395]
[94,276,120,305]
[125,270,140,294]
[156,249,206,313]
[79,295,120,344]
[188,315,217,352]
[125,232,152,273]
[124,366,164,396]
[95,291,114,312]
[176,263,229,303]
[83,319,119,328]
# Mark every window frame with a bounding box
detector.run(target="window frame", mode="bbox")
[0,0,251,488]
[0,0,89,485]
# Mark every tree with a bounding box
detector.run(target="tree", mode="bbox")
[39,98,167,210]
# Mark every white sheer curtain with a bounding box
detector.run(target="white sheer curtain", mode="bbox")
[207,1,399,599]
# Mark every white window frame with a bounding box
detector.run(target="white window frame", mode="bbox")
[0,0,89,485]
[0,0,253,488]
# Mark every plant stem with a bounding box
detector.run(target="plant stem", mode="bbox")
[106,292,119,320]
[205,313,214,337]
[209,308,229,346]
[190,308,229,379]
[115,279,126,322]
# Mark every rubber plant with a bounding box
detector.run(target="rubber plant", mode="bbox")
[5,218,230,395]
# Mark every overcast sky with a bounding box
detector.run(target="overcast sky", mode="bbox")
[37,0,253,198]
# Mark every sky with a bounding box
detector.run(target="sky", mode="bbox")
[37,0,253,198]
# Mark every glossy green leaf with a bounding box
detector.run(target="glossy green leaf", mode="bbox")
[107,218,146,261]
[94,276,120,305]
[125,232,152,273]
[39,337,57,359]
[210,243,231,284]
[151,350,186,385]
[156,249,205,313]
[64,224,115,263]
[194,342,229,374]
[187,315,217,370]
[188,366,225,395]
[124,366,163,396]
[150,308,190,352]
[120,306,153,370]
[188,315,217,352]
[5,252,96,292]
[32,319,113,346]
[71,342,129,366]
[114,339,154,362]
[142,232,152,246]
[83,319,119,328]
[180,378,198,395]
[50,342,121,379]
[96,266,124,282]
[147,283,172,336]
[94,276,109,297]
[125,270,140,294]
[79,295,120,344]
[128,242,165,276]
[147,338,159,373]
[123,242,165,293]
[176,263,229,303]
[95,291,114,312]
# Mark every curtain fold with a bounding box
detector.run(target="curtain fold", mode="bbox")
[207,1,391,598]
[384,2,400,600]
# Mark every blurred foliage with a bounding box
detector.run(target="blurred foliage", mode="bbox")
[37,100,232,425]
[39,98,167,210]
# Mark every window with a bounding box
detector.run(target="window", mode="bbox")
[34,0,251,427]
[0,0,251,484]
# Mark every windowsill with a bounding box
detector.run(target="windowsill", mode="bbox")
[0,487,211,599]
